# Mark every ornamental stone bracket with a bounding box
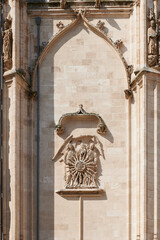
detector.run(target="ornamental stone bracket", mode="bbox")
[56,188,104,197]
[55,105,107,135]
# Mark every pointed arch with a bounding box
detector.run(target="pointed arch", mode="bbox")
[31,13,130,90]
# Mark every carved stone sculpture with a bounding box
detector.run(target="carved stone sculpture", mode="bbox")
[3,17,12,72]
[53,135,105,189]
[148,8,158,67]
[64,141,98,188]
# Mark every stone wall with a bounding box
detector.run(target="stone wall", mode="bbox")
[1,0,160,240]
[35,20,128,240]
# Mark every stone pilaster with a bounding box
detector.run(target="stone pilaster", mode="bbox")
[131,69,160,240]
[3,70,30,240]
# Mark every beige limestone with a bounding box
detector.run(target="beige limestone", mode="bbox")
[1,0,160,240]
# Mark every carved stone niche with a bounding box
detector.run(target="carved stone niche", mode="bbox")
[53,135,105,197]
[55,105,107,135]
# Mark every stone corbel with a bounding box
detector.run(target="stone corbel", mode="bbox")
[27,90,37,99]
[55,104,107,135]
[4,68,30,88]
[124,89,133,99]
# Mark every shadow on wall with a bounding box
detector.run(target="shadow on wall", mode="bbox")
[54,117,114,144]
[106,18,121,30]
[31,16,56,240]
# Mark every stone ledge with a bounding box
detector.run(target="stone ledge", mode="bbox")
[131,66,160,89]
[56,188,105,197]
[3,68,31,86]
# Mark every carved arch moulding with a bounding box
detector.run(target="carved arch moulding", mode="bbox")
[53,135,105,197]
[31,9,133,92]
[55,105,107,135]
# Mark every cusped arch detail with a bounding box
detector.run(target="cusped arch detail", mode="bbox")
[31,12,130,90]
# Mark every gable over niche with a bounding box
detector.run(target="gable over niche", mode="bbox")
[32,13,130,91]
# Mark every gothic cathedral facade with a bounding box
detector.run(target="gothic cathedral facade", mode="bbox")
[0,0,160,240]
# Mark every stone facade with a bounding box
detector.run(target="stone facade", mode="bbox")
[0,0,160,240]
